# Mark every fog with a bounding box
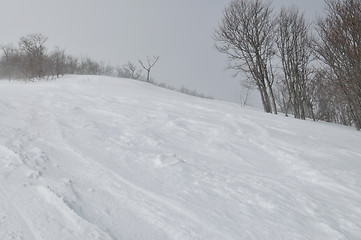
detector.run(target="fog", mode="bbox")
[0,0,325,104]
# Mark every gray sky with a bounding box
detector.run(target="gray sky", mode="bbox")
[0,0,325,104]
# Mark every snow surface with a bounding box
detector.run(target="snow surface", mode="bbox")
[0,75,360,240]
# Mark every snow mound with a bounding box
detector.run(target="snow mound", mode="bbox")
[0,75,360,240]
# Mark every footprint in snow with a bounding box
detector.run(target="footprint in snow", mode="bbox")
[154,154,185,168]
[27,170,42,180]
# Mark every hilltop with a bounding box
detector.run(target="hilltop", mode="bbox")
[0,76,360,240]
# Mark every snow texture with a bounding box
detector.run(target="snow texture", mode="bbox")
[0,75,360,240]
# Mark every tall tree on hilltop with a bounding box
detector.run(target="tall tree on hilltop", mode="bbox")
[214,0,277,114]
[276,7,314,120]
[315,0,361,130]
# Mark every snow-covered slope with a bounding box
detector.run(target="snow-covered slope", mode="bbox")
[0,75,360,240]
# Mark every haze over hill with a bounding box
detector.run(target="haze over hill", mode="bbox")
[0,75,360,239]
[0,0,325,103]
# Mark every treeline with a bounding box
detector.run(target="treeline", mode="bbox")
[0,33,213,99]
[215,0,361,130]
[0,33,157,81]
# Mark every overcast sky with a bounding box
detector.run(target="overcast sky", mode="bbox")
[0,0,325,104]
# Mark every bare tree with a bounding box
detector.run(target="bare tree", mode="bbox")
[274,81,291,116]
[139,56,160,83]
[276,7,314,119]
[116,61,142,80]
[19,33,48,80]
[315,0,361,130]
[64,55,79,74]
[303,68,349,125]
[99,62,114,76]
[239,82,254,107]
[1,44,19,81]
[78,57,100,75]
[48,47,66,78]
[214,0,277,114]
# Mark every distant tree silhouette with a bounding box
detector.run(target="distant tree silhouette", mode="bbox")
[139,56,160,83]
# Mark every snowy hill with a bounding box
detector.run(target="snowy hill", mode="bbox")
[0,75,360,240]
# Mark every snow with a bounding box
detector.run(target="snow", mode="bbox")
[0,75,360,240]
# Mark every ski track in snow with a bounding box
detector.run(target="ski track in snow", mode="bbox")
[0,75,360,239]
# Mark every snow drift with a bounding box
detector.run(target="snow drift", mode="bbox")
[0,75,360,240]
